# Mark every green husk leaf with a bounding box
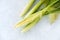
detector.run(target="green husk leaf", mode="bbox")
[48,0,60,23]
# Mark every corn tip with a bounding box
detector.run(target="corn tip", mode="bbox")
[21,30,26,33]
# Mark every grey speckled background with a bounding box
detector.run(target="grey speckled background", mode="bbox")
[0,0,60,40]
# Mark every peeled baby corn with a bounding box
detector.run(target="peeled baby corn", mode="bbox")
[20,0,35,17]
[21,17,40,32]
[16,0,59,28]
[24,0,45,18]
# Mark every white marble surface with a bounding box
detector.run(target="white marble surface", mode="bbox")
[0,0,60,40]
